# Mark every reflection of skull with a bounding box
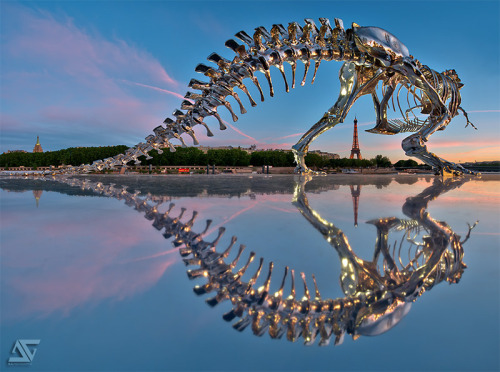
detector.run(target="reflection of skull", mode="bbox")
[355,300,412,336]
[352,25,410,66]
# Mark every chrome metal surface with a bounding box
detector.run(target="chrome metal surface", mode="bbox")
[45,18,476,177]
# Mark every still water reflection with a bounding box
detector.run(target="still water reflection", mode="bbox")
[0,174,498,371]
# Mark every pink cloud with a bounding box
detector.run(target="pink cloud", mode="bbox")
[120,80,186,100]
[1,207,180,322]
[1,5,183,149]
[4,7,178,87]
[467,110,500,113]
[223,120,258,142]
[272,133,303,140]
[429,139,500,149]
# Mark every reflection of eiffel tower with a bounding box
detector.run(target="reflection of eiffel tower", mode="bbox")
[32,190,43,208]
[349,185,361,226]
[350,117,362,160]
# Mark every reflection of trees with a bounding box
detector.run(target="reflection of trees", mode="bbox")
[394,177,419,185]
[1,174,406,198]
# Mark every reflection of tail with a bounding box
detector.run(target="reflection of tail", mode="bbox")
[61,176,474,347]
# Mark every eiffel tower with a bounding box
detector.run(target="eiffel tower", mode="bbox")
[350,117,362,160]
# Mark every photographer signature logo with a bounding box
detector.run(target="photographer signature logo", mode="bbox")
[7,340,40,365]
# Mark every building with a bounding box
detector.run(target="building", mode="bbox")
[33,136,43,153]
[193,145,338,158]
[309,150,340,159]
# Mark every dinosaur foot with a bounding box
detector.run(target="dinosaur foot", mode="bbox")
[292,147,326,176]
[440,163,480,177]
[294,166,326,176]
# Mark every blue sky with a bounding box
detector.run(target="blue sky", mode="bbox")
[1,0,499,162]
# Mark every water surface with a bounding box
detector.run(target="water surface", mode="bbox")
[1,174,498,371]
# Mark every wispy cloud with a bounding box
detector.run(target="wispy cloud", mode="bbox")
[467,110,500,113]
[1,4,181,150]
[223,120,258,142]
[272,133,303,140]
[120,80,186,100]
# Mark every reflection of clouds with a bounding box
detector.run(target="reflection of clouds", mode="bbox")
[2,202,178,322]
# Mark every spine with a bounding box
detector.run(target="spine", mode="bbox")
[61,18,352,174]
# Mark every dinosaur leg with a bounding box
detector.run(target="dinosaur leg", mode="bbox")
[401,115,476,176]
[292,63,359,174]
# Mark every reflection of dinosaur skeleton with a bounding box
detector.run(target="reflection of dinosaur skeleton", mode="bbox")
[51,18,476,176]
[57,176,475,346]
[292,177,475,340]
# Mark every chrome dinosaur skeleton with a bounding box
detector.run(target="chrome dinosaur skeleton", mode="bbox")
[50,18,476,177]
[51,175,474,346]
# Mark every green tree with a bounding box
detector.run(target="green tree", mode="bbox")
[394,159,419,168]
[304,153,324,169]
[372,154,392,167]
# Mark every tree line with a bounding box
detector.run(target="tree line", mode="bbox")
[134,147,395,169]
[1,145,412,169]
[0,146,128,168]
